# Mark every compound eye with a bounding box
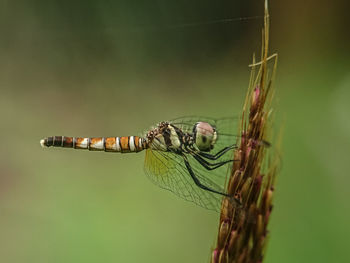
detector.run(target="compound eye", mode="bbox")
[194,122,216,152]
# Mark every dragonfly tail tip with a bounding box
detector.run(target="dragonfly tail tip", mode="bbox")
[40,139,46,148]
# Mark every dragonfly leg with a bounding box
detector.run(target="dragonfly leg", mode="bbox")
[198,144,237,160]
[192,154,233,170]
[183,156,229,197]
[184,156,242,206]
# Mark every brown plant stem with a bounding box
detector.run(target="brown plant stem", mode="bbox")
[211,1,279,262]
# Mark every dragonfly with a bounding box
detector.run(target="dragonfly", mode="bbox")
[40,116,241,212]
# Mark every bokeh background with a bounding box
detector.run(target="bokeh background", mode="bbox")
[1,0,349,262]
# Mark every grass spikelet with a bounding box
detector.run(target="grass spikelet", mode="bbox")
[211,1,279,262]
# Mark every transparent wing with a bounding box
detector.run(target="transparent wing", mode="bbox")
[168,116,239,134]
[143,116,241,211]
[168,116,269,149]
[144,148,234,212]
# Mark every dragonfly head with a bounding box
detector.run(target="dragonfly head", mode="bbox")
[193,122,217,152]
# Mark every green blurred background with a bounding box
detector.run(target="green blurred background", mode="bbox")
[1,0,349,262]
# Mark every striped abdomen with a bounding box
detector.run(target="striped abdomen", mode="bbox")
[40,136,147,153]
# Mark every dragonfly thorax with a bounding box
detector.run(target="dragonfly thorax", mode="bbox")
[193,122,217,152]
[147,122,184,151]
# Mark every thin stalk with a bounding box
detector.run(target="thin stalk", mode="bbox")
[211,1,280,262]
